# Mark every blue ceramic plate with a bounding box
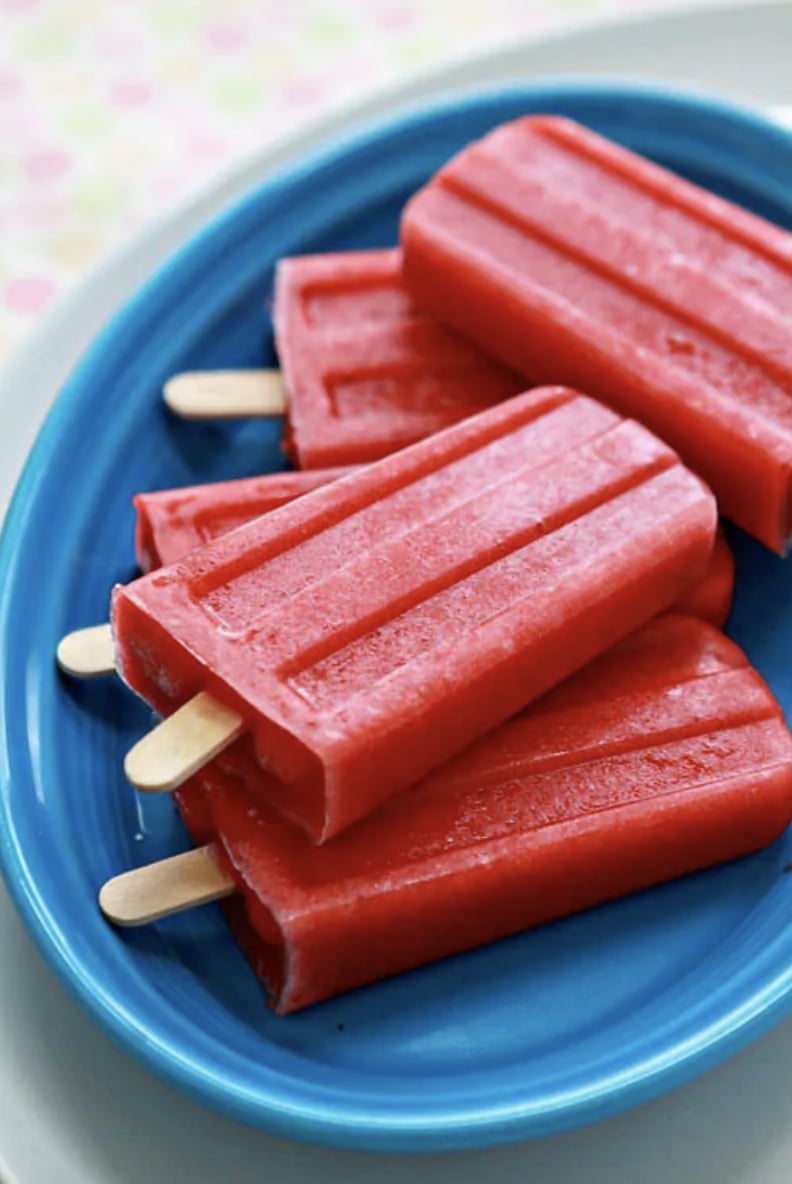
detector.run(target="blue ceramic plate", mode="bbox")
[2,83,792,1153]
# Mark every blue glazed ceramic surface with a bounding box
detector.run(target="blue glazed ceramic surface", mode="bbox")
[1,84,792,1152]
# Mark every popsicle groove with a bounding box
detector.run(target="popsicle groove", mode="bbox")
[281,435,676,688]
[485,147,792,368]
[274,248,525,466]
[136,469,355,571]
[285,460,701,707]
[322,367,513,428]
[305,319,504,373]
[301,273,417,328]
[322,350,520,422]
[510,122,792,301]
[134,476,732,637]
[248,749,792,882]
[415,186,792,433]
[436,670,776,788]
[534,117,792,276]
[441,162,792,385]
[422,731,792,849]
[187,388,593,612]
[203,417,663,648]
[498,723,792,836]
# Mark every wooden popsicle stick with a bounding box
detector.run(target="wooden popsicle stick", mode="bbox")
[163,369,287,420]
[56,623,115,678]
[124,691,244,793]
[99,846,234,926]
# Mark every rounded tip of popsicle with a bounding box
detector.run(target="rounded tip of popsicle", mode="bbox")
[56,623,115,679]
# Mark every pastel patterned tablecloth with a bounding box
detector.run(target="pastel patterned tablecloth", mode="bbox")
[2,0,685,364]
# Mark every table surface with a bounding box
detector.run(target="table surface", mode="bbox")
[3,2,792,1181]
[0,0,781,364]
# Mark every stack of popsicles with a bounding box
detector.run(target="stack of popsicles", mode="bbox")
[59,115,792,1014]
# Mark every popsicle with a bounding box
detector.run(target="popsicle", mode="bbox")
[165,248,524,467]
[673,526,734,626]
[57,477,733,680]
[57,470,356,679]
[136,470,734,616]
[134,467,353,573]
[400,115,792,553]
[101,615,792,1014]
[112,385,717,842]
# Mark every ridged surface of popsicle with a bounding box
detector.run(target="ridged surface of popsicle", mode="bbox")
[401,116,792,551]
[174,616,792,1013]
[114,386,716,841]
[134,468,353,572]
[275,248,524,466]
[136,473,734,622]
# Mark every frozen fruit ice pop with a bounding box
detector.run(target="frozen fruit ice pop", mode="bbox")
[134,468,353,572]
[401,115,792,553]
[165,249,524,461]
[672,527,734,626]
[175,615,792,1013]
[113,386,717,842]
[275,248,524,466]
[136,473,734,620]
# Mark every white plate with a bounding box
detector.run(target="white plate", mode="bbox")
[2,3,792,1180]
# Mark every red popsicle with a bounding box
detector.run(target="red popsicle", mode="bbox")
[162,615,792,1013]
[134,469,734,624]
[164,249,524,465]
[401,115,792,552]
[134,468,353,572]
[672,527,734,626]
[274,248,524,466]
[113,386,717,841]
